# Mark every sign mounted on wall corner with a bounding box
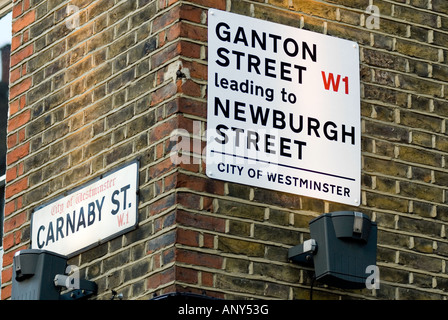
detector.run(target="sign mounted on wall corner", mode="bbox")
[31,160,139,257]
[206,9,361,206]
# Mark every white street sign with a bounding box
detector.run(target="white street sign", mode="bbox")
[31,161,139,257]
[206,10,361,206]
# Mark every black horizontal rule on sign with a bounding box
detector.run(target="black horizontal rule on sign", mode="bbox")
[210,150,356,182]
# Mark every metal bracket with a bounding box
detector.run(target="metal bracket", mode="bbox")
[353,212,364,235]
[288,239,317,265]
[54,274,97,300]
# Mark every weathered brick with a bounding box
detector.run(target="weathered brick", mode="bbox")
[395,39,440,62]
[411,131,432,148]
[378,230,409,248]
[103,250,131,271]
[226,182,251,200]
[3,0,448,302]
[253,261,301,283]
[62,162,91,187]
[366,191,409,212]
[215,198,265,221]
[253,188,301,209]
[395,4,438,28]
[399,251,442,273]
[375,176,398,194]
[216,274,265,296]
[106,68,134,93]
[432,0,448,14]
[177,209,226,233]
[12,2,23,19]
[364,120,408,142]
[398,216,442,238]
[398,74,443,97]
[108,0,137,25]
[176,173,225,195]
[10,44,33,68]
[218,236,265,257]
[225,258,249,275]
[176,248,223,269]
[151,42,181,70]
[6,142,29,166]
[413,237,434,254]
[176,228,200,247]
[108,32,136,59]
[175,266,199,285]
[147,230,176,253]
[5,177,28,199]
[10,77,32,100]
[105,141,133,165]
[379,266,409,285]
[398,145,443,167]
[254,225,299,246]
[400,181,444,203]
[7,109,31,133]
[29,13,53,39]
[131,2,157,28]
[12,10,35,33]
[127,73,156,101]
[228,220,251,237]
[363,48,407,72]
[363,84,408,107]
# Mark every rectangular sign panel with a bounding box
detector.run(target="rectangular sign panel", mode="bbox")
[31,161,139,257]
[206,9,361,206]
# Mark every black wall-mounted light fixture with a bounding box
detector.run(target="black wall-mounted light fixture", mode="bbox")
[11,249,97,300]
[289,211,378,289]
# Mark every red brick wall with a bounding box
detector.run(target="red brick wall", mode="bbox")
[2,0,448,300]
